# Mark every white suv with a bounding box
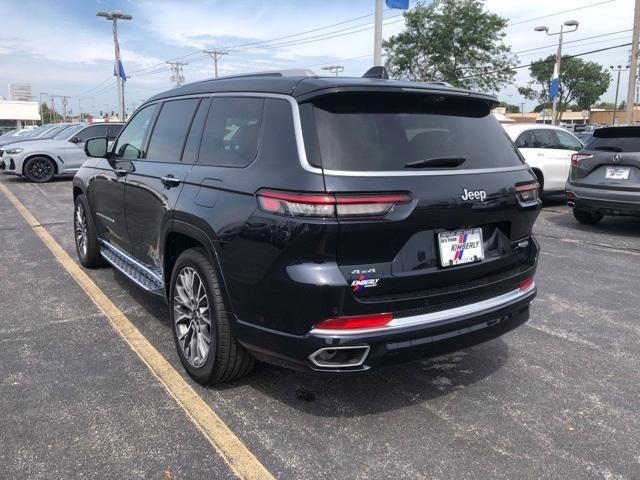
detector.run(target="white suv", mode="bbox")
[504,124,583,197]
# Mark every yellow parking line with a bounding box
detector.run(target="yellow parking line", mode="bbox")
[0,182,274,480]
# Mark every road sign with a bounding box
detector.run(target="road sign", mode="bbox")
[386,0,409,9]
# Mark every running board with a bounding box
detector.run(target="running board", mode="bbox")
[99,241,164,295]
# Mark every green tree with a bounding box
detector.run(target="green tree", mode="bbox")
[593,101,615,110]
[518,55,611,122]
[39,102,61,124]
[383,0,516,92]
[498,101,520,113]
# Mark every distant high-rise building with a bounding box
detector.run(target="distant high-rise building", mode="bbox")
[8,83,33,102]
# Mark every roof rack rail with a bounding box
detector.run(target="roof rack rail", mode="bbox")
[214,69,317,80]
[423,81,454,87]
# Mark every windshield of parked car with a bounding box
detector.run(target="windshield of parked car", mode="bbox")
[302,91,522,172]
[587,128,640,152]
[54,124,84,140]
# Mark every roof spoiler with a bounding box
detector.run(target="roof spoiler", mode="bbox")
[362,66,389,79]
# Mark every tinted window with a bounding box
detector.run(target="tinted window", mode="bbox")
[56,124,85,139]
[113,104,158,160]
[107,124,124,141]
[556,130,583,150]
[515,131,535,148]
[587,129,640,152]
[198,97,264,167]
[76,125,109,142]
[305,91,522,171]
[146,99,200,163]
[531,129,558,149]
[181,99,210,164]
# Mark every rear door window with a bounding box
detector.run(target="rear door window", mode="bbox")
[514,131,535,148]
[531,129,559,149]
[303,91,522,172]
[146,99,200,163]
[198,97,264,167]
[555,130,583,151]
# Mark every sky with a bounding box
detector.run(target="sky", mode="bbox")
[0,0,635,116]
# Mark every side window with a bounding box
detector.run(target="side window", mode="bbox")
[515,131,535,148]
[107,124,124,141]
[555,130,583,151]
[76,125,109,142]
[532,129,558,149]
[113,104,158,160]
[146,99,200,163]
[198,97,265,167]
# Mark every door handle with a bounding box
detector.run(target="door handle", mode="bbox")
[114,169,128,177]
[161,175,181,187]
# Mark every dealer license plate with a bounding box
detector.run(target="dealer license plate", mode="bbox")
[606,167,630,180]
[438,228,484,267]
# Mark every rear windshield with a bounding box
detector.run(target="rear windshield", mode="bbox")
[587,128,640,152]
[302,92,522,172]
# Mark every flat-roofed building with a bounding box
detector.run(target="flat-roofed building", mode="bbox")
[0,100,41,135]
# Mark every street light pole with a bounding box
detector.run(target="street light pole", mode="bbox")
[534,20,579,125]
[611,65,629,125]
[97,10,132,122]
[373,0,384,66]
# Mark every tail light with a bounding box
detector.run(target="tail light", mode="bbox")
[256,190,411,218]
[518,278,535,293]
[571,153,593,166]
[313,313,394,331]
[515,182,539,206]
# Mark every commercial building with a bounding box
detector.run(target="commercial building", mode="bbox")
[0,100,41,135]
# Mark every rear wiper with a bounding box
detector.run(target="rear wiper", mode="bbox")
[405,156,467,169]
[593,146,622,152]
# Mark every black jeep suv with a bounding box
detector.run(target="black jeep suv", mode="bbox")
[73,70,540,384]
[567,126,640,223]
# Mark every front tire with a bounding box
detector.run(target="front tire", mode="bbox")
[23,156,56,183]
[573,208,603,224]
[170,248,255,385]
[74,194,105,267]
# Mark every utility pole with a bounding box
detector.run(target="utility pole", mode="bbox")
[49,96,57,123]
[611,65,629,126]
[203,50,228,78]
[521,102,526,117]
[534,20,579,125]
[373,0,384,66]
[167,61,188,86]
[322,65,344,76]
[626,0,640,124]
[97,10,132,122]
[61,96,69,122]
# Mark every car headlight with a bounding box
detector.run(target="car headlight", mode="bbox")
[5,148,23,155]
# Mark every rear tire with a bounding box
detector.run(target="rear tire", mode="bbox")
[23,156,56,183]
[74,194,105,268]
[170,248,255,385]
[573,208,603,224]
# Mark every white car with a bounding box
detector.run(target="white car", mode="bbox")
[504,123,583,196]
[0,123,123,182]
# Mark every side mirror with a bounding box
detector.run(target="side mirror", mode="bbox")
[84,137,109,158]
[70,136,82,144]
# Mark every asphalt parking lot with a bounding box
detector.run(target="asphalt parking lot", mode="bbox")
[1,175,639,480]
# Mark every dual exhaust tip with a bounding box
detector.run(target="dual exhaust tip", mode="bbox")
[308,346,370,368]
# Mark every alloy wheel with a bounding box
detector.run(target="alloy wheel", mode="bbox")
[74,203,88,259]
[174,267,212,368]
[27,158,53,180]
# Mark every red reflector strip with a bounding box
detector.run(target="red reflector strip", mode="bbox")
[518,278,535,292]
[515,183,540,192]
[313,313,394,331]
[335,194,411,204]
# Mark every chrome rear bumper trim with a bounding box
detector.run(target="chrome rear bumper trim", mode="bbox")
[310,283,535,336]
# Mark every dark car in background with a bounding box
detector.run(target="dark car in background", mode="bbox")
[73,70,541,384]
[567,126,640,223]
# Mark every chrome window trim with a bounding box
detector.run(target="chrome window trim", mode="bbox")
[310,283,536,336]
[135,91,528,177]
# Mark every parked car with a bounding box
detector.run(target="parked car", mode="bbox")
[0,123,75,149]
[566,126,640,223]
[74,70,540,384]
[504,123,583,197]
[0,122,123,182]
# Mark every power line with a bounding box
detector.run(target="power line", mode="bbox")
[167,61,188,86]
[459,42,632,79]
[508,0,617,27]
